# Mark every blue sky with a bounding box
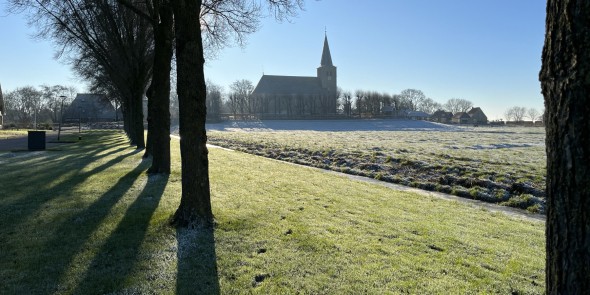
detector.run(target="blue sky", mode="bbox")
[0,0,546,120]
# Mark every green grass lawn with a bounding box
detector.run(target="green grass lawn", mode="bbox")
[0,131,545,294]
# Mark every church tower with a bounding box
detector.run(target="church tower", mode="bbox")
[317,34,337,93]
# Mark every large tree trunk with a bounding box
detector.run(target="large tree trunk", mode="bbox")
[146,2,173,173]
[540,1,590,293]
[171,0,213,227]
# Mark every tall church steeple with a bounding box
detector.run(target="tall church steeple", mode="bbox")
[320,34,333,66]
[317,33,337,93]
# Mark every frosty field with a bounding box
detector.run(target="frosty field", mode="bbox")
[207,120,546,213]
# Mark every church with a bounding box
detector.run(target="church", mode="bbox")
[250,34,338,118]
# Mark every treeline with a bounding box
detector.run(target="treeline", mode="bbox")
[1,85,78,128]
[206,80,477,118]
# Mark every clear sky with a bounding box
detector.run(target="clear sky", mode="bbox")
[0,0,546,120]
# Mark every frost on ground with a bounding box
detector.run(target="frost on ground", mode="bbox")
[204,120,547,214]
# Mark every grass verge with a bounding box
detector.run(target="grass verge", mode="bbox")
[0,130,545,294]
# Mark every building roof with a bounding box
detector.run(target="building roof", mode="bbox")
[406,110,431,117]
[431,110,453,118]
[453,112,471,119]
[320,35,333,66]
[251,75,323,96]
[63,93,117,120]
[467,107,486,116]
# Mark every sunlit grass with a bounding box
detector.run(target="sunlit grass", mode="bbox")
[0,129,29,139]
[208,126,547,212]
[0,130,545,294]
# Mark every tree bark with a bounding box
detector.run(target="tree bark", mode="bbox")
[171,0,213,227]
[146,1,173,173]
[540,1,590,293]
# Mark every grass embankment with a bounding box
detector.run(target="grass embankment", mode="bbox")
[0,131,545,294]
[208,128,546,213]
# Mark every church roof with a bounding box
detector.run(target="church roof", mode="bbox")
[251,75,323,96]
[320,35,333,66]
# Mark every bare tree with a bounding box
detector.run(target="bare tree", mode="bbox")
[9,0,153,148]
[444,98,473,114]
[505,106,527,122]
[340,90,352,117]
[206,80,223,121]
[417,97,441,114]
[399,89,425,111]
[527,107,540,123]
[229,79,254,114]
[40,85,77,124]
[540,0,590,292]
[3,86,43,126]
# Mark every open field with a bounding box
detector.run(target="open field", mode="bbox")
[207,120,546,214]
[0,130,545,294]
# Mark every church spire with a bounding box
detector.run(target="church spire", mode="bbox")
[320,33,333,66]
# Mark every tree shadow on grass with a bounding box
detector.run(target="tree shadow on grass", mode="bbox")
[71,173,168,294]
[176,225,220,294]
[12,160,150,294]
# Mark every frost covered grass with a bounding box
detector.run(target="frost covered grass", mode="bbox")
[0,130,545,294]
[208,123,546,213]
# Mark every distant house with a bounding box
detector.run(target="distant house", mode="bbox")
[430,110,453,123]
[406,110,430,120]
[63,93,117,123]
[467,107,488,125]
[381,105,394,116]
[452,112,471,124]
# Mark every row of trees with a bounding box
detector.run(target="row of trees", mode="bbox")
[9,0,304,226]
[1,85,77,127]
[345,89,474,117]
[504,106,543,122]
[218,82,475,118]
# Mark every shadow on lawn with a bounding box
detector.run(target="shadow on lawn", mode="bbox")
[0,132,157,294]
[18,158,149,293]
[72,173,168,294]
[176,225,220,294]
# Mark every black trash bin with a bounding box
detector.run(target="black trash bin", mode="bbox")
[28,130,46,150]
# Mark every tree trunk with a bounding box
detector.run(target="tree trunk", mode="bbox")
[128,89,145,149]
[147,2,173,173]
[540,1,590,293]
[171,0,213,227]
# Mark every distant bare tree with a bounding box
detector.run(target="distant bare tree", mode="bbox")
[3,86,43,126]
[505,106,527,122]
[417,97,441,114]
[399,89,425,111]
[444,98,473,114]
[340,90,353,117]
[229,79,254,114]
[40,85,77,123]
[206,80,223,121]
[354,90,365,117]
[527,108,540,123]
